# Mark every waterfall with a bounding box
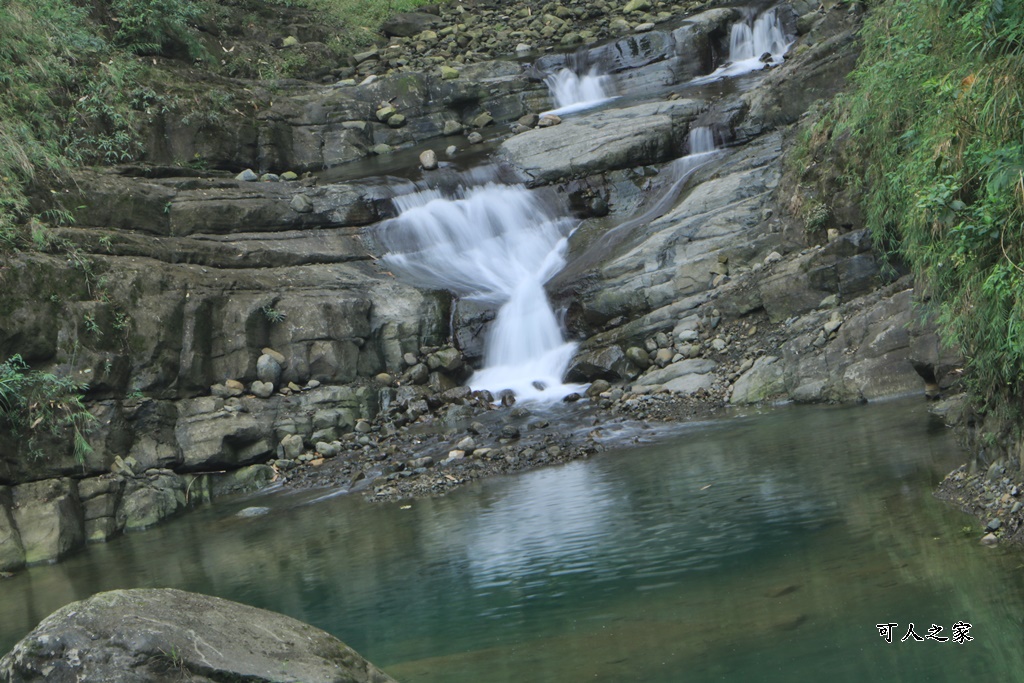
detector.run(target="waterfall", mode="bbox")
[728,8,790,62]
[689,7,793,84]
[541,54,616,118]
[378,183,586,402]
[544,67,612,113]
[686,126,717,156]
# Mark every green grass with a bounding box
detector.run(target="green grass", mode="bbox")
[798,0,1024,418]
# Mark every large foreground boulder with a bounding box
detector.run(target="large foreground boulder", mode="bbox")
[0,588,397,683]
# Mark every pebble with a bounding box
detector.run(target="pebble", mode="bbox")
[316,442,341,457]
[250,380,274,398]
[500,424,521,439]
[290,194,314,213]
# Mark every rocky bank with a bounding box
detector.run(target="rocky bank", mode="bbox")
[0,0,977,575]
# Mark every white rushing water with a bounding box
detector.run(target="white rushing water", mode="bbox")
[542,66,616,117]
[686,125,717,156]
[378,183,587,402]
[690,7,793,84]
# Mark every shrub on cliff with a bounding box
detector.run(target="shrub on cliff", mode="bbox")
[0,355,95,463]
[799,0,1024,416]
[0,0,145,248]
[108,0,204,56]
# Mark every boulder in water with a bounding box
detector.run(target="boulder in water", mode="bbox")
[0,588,397,683]
[419,149,439,170]
[471,112,494,128]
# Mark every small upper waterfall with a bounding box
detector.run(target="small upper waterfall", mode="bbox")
[543,67,613,116]
[728,8,790,62]
[690,7,793,84]
[686,126,717,156]
[583,126,721,257]
[541,50,616,118]
[378,183,586,402]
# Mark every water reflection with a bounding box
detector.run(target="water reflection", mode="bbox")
[2,399,1023,683]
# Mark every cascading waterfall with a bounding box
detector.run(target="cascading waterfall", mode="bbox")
[685,126,717,156]
[542,56,616,117]
[378,183,586,402]
[729,8,790,62]
[544,67,612,113]
[690,7,793,83]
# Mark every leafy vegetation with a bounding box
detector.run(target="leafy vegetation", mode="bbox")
[0,0,148,249]
[108,0,204,56]
[798,0,1024,416]
[0,355,95,463]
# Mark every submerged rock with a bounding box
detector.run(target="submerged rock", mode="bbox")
[0,588,397,683]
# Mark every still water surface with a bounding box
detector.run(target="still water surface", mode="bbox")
[2,399,1023,681]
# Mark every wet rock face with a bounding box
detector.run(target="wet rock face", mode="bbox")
[499,98,703,183]
[0,588,397,683]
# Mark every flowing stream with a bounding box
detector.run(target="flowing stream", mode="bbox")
[2,399,1022,681]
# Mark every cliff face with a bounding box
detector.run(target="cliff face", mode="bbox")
[0,0,971,570]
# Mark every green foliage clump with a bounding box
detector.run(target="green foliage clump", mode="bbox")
[805,0,1024,411]
[0,0,147,249]
[109,0,203,56]
[0,355,95,463]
